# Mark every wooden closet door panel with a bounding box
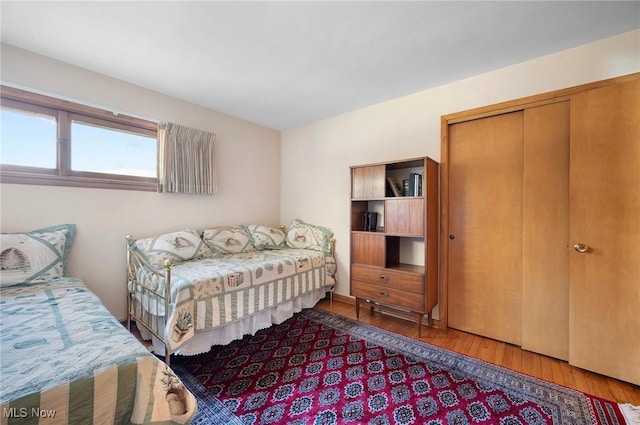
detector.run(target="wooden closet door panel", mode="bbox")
[569,79,640,385]
[448,111,523,345]
[522,101,570,360]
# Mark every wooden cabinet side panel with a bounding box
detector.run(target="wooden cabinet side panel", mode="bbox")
[425,159,439,313]
[386,236,400,266]
[522,101,570,360]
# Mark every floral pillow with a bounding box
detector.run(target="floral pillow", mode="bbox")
[0,224,76,287]
[285,219,333,253]
[202,226,257,255]
[244,224,286,250]
[131,229,213,267]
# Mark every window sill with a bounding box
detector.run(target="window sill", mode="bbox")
[0,171,158,192]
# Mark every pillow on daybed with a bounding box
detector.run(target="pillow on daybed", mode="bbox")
[202,226,256,255]
[0,223,76,287]
[285,219,333,253]
[244,224,286,250]
[131,228,213,267]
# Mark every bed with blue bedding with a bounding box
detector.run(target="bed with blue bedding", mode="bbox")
[0,224,196,424]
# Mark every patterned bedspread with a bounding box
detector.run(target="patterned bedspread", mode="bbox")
[131,248,335,353]
[0,277,197,424]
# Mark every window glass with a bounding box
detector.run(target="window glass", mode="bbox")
[1,107,57,168]
[71,121,157,177]
[1,85,158,190]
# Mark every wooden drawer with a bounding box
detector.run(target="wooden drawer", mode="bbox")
[352,280,425,312]
[351,264,424,294]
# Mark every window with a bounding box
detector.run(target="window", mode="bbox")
[0,86,158,191]
[2,106,57,169]
[70,117,156,178]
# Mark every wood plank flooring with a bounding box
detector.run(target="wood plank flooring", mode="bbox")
[315,297,640,405]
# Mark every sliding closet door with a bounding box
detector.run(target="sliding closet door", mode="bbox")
[448,112,523,345]
[521,101,570,360]
[569,79,640,385]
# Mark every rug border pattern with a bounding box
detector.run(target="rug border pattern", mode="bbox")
[172,361,245,425]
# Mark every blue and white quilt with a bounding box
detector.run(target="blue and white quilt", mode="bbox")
[0,277,197,424]
[131,248,336,353]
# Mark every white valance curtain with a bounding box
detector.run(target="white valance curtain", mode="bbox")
[157,122,217,195]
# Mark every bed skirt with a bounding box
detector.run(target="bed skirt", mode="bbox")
[138,286,327,356]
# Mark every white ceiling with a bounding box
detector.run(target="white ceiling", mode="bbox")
[1,1,639,130]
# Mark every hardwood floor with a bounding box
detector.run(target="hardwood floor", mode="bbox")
[315,297,640,406]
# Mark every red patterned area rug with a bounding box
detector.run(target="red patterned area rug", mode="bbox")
[171,308,638,425]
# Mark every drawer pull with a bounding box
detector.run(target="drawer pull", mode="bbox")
[379,291,388,296]
[379,275,388,280]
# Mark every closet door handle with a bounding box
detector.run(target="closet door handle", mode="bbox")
[574,243,589,253]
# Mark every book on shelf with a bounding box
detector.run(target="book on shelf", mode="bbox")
[403,179,410,196]
[408,172,423,196]
[387,177,402,197]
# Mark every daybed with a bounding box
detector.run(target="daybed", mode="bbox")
[125,220,336,364]
[0,224,197,424]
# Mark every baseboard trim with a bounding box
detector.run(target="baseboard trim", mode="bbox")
[331,293,355,305]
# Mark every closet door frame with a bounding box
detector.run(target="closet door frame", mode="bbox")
[438,73,639,329]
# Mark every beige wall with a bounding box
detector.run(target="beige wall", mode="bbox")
[0,44,281,320]
[280,30,640,313]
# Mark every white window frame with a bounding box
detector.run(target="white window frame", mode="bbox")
[1,85,158,191]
